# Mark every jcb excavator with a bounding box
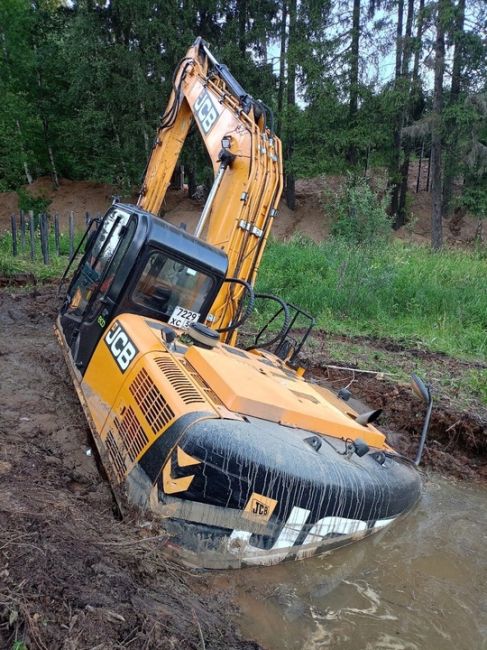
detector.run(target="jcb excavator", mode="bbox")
[56,38,431,568]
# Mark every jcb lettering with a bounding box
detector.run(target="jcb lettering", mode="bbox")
[194,90,218,134]
[104,322,138,373]
[252,501,269,516]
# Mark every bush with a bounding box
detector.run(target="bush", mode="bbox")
[329,174,392,245]
[16,187,52,216]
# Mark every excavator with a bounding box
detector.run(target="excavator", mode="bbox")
[56,38,432,569]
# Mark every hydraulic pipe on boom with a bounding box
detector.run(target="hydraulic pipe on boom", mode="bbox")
[137,38,283,339]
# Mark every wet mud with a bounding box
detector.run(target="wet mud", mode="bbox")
[0,286,260,649]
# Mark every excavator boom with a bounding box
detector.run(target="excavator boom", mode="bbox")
[138,38,283,334]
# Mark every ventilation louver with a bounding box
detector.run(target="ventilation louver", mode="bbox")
[129,367,175,435]
[105,430,126,482]
[184,361,224,406]
[155,356,206,405]
[114,406,149,462]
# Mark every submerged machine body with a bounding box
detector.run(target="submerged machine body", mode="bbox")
[57,40,425,569]
[57,203,422,569]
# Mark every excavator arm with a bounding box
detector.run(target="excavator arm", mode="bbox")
[138,38,283,339]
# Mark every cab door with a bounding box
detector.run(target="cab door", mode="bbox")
[60,207,138,374]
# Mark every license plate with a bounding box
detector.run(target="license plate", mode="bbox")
[168,306,200,330]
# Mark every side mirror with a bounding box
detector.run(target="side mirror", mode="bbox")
[411,373,430,404]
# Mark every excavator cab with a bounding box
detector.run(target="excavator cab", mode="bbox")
[59,203,228,375]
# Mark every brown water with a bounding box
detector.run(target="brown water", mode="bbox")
[212,475,486,650]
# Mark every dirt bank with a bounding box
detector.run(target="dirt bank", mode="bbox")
[304,332,487,482]
[0,287,260,649]
[0,169,481,246]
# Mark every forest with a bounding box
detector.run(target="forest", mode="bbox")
[1,0,486,250]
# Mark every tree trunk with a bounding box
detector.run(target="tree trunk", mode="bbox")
[285,0,296,210]
[238,0,247,56]
[390,0,405,225]
[16,120,33,185]
[187,167,197,199]
[400,0,426,221]
[442,0,465,217]
[346,0,361,166]
[394,0,416,228]
[277,0,287,137]
[431,0,447,250]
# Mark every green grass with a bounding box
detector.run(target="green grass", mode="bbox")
[0,229,82,281]
[256,236,487,361]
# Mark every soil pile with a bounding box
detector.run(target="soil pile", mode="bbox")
[0,169,481,245]
[0,287,260,649]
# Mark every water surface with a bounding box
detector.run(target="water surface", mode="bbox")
[212,475,486,650]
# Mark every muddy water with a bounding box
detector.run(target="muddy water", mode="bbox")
[213,475,486,650]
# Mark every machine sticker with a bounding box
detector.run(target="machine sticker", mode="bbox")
[162,446,201,494]
[243,493,278,522]
[168,306,200,330]
[194,89,219,134]
[104,321,138,373]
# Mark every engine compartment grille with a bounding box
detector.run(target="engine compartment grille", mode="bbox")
[155,355,206,405]
[129,367,175,435]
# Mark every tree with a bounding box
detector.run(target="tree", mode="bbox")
[346,0,361,166]
[431,0,449,250]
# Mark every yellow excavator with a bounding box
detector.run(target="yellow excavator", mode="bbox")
[56,38,431,569]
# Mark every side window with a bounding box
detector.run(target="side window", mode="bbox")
[67,209,131,317]
[85,218,137,320]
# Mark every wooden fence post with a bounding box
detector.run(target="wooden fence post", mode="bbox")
[10,214,18,257]
[19,210,26,253]
[69,211,75,259]
[54,214,60,255]
[29,210,35,260]
[85,211,90,226]
[40,213,49,264]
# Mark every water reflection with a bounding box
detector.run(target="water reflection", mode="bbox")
[211,475,487,650]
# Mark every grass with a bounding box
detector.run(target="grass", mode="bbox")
[2,228,486,362]
[256,236,487,361]
[0,228,82,281]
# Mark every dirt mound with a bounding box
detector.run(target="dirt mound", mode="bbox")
[0,287,260,650]
[0,171,481,245]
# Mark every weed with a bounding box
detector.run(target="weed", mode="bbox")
[328,174,392,245]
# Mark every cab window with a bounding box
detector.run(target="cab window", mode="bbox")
[133,252,214,318]
[67,208,131,317]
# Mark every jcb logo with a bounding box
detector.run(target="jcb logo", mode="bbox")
[244,493,277,522]
[194,89,218,134]
[105,321,138,372]
[252,501,269,517]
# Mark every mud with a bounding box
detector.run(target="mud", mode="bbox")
[0,287,260,649]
